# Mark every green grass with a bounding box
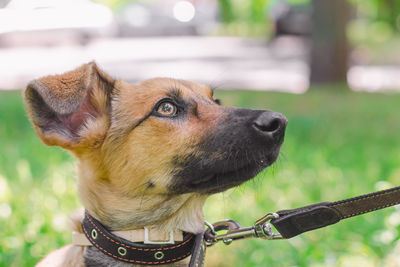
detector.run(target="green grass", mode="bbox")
[1,89,400,266]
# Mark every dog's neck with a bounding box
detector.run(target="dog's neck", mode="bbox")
[75,158,207,234]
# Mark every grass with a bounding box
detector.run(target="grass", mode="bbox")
[1,88,400,266]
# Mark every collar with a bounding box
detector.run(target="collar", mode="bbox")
[80,211,204,265]
[73,228,183,246]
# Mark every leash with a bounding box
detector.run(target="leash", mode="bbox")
[204,185,400,245]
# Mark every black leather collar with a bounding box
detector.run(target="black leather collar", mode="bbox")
[82,211,198,265]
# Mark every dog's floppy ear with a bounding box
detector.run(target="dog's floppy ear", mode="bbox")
[24,62,115,150]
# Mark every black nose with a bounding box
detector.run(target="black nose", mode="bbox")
[252,111,287,140]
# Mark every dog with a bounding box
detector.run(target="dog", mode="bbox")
[24,62,287,266]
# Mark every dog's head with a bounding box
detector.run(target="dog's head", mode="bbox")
[24,62,286,229]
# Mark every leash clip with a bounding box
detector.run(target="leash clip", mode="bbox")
[204,213,283,247]
[253,212,283,240]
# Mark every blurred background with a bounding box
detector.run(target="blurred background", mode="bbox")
[1,0,400,266]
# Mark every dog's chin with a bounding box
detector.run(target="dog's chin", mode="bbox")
[171,150,280,194]
[186,162,268,194]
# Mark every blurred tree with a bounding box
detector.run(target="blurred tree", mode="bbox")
[383,0,397,27]
[310,0,350,84]
[218,0,235,23]
[372,0,400,30]
[250,0,269,23]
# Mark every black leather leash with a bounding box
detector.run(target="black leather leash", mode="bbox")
[205,186,400,245]
[271,185,400,238]
[82,211,205,266]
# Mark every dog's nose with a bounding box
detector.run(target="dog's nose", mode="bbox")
[252,111,287,141]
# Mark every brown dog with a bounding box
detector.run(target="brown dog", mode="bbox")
[24,62,287,266]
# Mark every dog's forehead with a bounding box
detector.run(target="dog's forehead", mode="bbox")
[121,78,213,99]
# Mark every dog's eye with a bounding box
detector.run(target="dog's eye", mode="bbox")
[156,101,177,117]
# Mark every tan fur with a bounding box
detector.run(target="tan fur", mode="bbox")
[25,63,225,266]
[36,245,85,267]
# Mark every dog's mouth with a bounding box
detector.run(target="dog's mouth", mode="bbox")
[191,161,262,185]
[171,150,280,194]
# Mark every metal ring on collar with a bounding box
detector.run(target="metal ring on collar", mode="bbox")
[154,251,164,260]
[118,247,127,256]
[91,229,98,239]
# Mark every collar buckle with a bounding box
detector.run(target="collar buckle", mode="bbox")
[143,227,175,244]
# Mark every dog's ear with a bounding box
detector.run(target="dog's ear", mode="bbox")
[24,62,115,150]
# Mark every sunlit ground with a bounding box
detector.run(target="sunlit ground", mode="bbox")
[1,88,400,266]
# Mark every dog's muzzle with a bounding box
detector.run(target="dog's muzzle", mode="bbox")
[170,108,287,194]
